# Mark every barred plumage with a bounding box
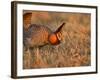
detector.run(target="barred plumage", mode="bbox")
[24,24,51,48]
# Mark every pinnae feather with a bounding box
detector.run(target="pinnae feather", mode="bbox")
[55,22,65,33]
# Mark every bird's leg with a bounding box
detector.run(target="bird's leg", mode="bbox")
[26,48,31,68]
[35,47,39,62]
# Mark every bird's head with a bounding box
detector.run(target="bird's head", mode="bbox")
[48,22,65,45]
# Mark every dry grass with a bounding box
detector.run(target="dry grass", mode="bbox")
[23,11,91,69]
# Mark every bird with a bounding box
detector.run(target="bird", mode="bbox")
[23,12,66,68]
[23,22,65,50]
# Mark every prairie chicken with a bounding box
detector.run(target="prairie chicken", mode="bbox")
[23,12,65,68]
[23,22,65,50]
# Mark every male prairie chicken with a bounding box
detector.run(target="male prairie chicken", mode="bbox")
[23,12,65,68]
[23,22,65,50]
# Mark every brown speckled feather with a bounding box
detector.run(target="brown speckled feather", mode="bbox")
[23,24,52,48]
